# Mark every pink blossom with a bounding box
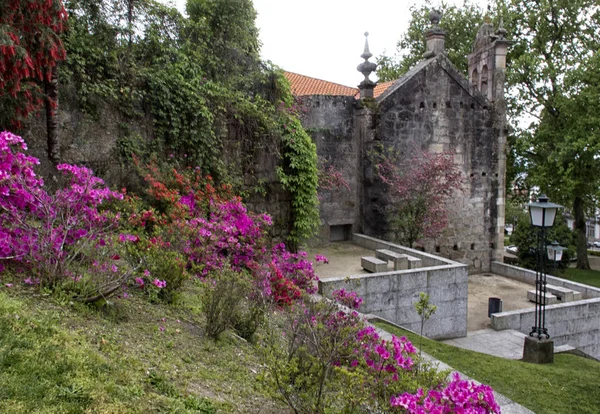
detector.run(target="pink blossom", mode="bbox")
[153,279,167,289]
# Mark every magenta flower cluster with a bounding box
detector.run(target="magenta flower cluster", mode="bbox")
[390,372,500,413]
[0,131,125,288]
[332,288,363,309]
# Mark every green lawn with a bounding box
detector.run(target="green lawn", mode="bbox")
[375,321,600,414]
[562,267,600,288]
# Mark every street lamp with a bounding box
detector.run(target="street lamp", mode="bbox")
[523,194,563,364]
[547,240,567,268]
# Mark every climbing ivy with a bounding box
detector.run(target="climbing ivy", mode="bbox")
[275,74,320,250]
[57,0,320,245]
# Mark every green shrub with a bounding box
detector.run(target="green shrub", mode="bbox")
[200,266,253,340]
[510,215,575,273]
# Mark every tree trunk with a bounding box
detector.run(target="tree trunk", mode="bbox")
[574,196,591,269]
[45,65,60,164]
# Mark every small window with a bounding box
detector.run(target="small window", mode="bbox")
[471,243,475,250]
[435,246,441,253]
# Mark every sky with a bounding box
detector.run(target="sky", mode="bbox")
[165,0,486,87]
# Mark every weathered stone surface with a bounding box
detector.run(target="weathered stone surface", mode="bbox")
[527,290,559,305]
[522,336,554,364]
[361,256,387,273]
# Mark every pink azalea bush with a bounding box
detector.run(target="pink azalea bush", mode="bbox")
[265,286,499,413]
[0,131,134,299]
[390,372,500,413]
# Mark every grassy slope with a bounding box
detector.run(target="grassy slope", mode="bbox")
[376,321,600,414]
[0,285,288,414]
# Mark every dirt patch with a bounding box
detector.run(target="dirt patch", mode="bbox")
[467,273,534,331]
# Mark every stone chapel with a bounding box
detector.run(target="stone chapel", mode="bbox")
[285,12,511,272]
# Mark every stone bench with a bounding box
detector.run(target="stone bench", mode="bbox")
[375,249,408,270]
[527,290,559,305]
[361,256,387,273]
[406,255,422,269]
[546,284,582,302]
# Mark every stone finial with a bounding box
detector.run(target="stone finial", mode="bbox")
[423,9,446,59]
[357,32,377,99]
[496,18,507,39]
[429,9,442,26]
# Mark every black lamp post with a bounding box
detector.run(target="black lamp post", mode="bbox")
[523,194,563,363]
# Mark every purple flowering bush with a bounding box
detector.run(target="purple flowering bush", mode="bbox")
[263,288,500,413]
[0,131,135,301]
[390,372,500,413]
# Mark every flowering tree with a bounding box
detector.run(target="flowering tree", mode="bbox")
[0,0,68,162]
[375,148,464,248]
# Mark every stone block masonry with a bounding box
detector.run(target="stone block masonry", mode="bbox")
[320,236,469,340]
[491,261,600,360]
[491,298,600,360]
[361,257,387,273]
[491,262,600,299]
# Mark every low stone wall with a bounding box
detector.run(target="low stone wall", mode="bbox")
[491,298,600,360]
[491,261,600,299]
[352,234,451,268]
[319,244,468,340]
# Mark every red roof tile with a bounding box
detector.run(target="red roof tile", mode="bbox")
[373,80,396,98]
[284,71,358,96]
[284,71,397,100]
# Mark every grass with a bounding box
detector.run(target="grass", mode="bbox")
[375,321,600,414]
[562,267,600,288]
[0,284,289,413]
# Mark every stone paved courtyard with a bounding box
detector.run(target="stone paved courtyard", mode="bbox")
[308,242,535,332]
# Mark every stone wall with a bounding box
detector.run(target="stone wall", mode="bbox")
[18,88,293,236]
[299,95,360,243]
[491,299,600,360]
[319,234,469,339]
[360,56,501,273]
[352,233,449,268]
[491,262,600,299]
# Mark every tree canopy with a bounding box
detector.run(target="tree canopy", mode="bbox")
[376,1,484,81]
[502,0,600,269]
[378,0,600,269]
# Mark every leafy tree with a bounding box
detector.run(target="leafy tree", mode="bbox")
[414,292,437,361]
[501,0,600,269]
[0,0,68,163]
[510,214,575,274]
[376,1,485,81]
[505,198,528,234]
[373,148,464,248]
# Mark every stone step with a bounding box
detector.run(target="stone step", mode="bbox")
[546,284,576,302]
[527,289,559,305]
[554,344,576,354]
[375,249,408,270]
[406,255,422,269]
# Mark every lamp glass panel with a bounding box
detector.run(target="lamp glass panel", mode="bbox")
[555,249,564,261]
[543,208,558,227]
[529,206,544,227]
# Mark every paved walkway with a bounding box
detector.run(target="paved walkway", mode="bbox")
[442,328,527,360]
